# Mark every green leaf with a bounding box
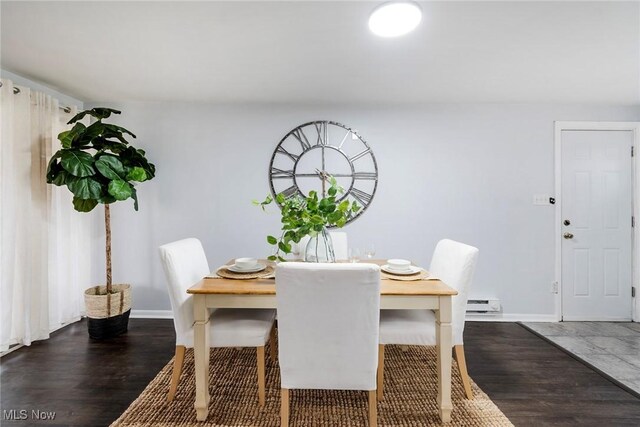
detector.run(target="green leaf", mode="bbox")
[278,241,291,253]
[310,215,324,225]
[267,255,277,261]
[277,256,286,262]
[126,166,147,182]
[72,197,98,212]
[131,187,139,211]
[60,150,95,177]
[58,130,73,148]
[328,186,337,196]
[58,123,86,148]
[335,218,347,228]
[46,152,64,184]
[338,200,350,212]
[95,155,125,180]
[98,194,117,204]
[267,235,278,245]
[327,211,342,223]
[103,123,136,139]
[67,177,102,199]
[51,170,69,186]
[108,179,132,200]
[92,137,128,153]
[67,107,121,124]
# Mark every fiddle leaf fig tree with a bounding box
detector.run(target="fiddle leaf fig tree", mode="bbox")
[254,176,360,262]
[46,107,156,294]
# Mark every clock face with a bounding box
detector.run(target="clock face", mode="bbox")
[269,120,378,225]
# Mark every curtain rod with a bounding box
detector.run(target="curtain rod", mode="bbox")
[0,81,72,113]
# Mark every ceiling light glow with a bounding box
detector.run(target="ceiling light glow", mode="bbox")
[368,2,422,38]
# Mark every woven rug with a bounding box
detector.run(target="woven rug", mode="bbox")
[111,342,513,426]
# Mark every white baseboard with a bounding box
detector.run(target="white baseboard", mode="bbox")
[466,313,557,322]
[130,309,557,322]
[130,309,173,319]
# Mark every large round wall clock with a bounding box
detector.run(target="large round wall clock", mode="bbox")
[269,120,378,226]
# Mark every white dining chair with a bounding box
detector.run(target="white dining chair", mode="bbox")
[158,238,277,405]
[276,262,380,426]
[378,239,479,400]
[298,231,348,261]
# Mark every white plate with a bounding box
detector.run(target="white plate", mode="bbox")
[227,263,266,273]
[381,265,422,276]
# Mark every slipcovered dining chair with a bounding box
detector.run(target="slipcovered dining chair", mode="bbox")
[159,238,276,405]
[298,231,348,260]
[276,262,380,426]
[378,239,479,400]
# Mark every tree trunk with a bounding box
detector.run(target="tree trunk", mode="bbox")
[105,203,112,294]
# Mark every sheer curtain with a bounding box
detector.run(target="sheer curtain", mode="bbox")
[1,79,92,351]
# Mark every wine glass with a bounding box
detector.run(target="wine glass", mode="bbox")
[364,244,376,260]
[348,248,361,263]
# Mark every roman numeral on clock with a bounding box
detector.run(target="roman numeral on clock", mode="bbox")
[276,146,300,162]
[279,185,298,199]
[291,129,311,151]
[351,188,372,206]
[349,148,371,162]
[271,168,294,179]
[314,121,327,146]
[353,172,377,180]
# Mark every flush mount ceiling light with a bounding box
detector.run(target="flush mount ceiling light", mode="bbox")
[368,1,422,37]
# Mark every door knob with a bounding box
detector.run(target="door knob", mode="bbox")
[564,232,574,239]
[564,219,571,226]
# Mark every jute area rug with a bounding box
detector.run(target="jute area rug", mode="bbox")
[111,342,513,426]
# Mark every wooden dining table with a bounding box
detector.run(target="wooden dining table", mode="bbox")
[187,259,458,423]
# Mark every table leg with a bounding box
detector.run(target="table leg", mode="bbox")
[436,295,453,423]
[194,295,210,421]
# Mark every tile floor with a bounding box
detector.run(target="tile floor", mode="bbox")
[522,322,640,396]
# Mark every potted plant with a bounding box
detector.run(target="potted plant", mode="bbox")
[255,176,360,262]
[46,107,155,339]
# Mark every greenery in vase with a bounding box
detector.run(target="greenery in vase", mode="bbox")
[254,177,361,262]
[45,107,156,295]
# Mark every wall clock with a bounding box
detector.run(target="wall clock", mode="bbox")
[269,120,378,225]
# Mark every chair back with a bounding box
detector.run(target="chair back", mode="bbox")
[159,238,210,346]
[276,262,380,390]
[298,231,349,261]
[429,239,479,345]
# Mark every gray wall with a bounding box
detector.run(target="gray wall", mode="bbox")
[86,102,640,318]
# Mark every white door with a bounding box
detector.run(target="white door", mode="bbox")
[561,130,633,321]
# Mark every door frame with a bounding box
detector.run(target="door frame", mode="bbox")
[554,121,640,322]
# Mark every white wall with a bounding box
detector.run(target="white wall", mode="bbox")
[0,69,84,108]
[85,102,640,319]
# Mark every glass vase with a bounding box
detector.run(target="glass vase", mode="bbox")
[304,228,335,263]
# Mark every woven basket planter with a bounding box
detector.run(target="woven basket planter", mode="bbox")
[84,284,132,339]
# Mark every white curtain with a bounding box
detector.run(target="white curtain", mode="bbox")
[1,79,92,351]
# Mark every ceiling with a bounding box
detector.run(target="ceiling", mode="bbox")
[2,1,639,105]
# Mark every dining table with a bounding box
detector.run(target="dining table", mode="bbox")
[187,259,458,423]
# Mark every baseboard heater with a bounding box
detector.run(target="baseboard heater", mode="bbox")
[466,299,501,314]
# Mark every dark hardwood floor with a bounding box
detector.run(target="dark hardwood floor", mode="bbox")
[1,320,639,426]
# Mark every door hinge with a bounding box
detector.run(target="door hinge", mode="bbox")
[633,216,635,228]
[632,287,636,298]
[632,146,635,157]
